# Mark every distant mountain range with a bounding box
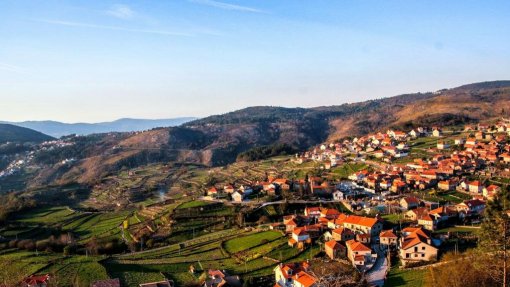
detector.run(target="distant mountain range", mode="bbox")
[0,117,197,138]
[0,123,54,144]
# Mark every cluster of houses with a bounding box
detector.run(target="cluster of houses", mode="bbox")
[206,175,341,202]
[272,206,440,287]
[275,206,438,272]
[295,127,434,166]
[401,196,486,230]
[273,261,317,287]
[344,123,510,201]
[0,138,76,179]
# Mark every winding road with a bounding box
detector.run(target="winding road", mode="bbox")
[366,245,389,287]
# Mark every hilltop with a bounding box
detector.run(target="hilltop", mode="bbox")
[2,80,510,188]
[0,124,53,144]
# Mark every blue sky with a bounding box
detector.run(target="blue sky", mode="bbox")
[1,0,509,122]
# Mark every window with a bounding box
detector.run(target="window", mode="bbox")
[414,247,418,252]
[422,246,425,250]
[406,253,410,258]
[415,254,418,257]
[422,254,425,257]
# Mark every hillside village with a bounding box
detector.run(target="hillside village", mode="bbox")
[195,119,510,287]
[2,118,510,287]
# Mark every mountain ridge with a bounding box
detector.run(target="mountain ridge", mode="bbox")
[1,117,197,138]
[2,80,510,188]
[0,124,54,144]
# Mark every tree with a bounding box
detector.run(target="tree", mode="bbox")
[0,259,26,287]
[428,251,499,287]
[478,188,510,286]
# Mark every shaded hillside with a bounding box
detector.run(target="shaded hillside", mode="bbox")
[0,124,53,144]
[5,80,510,188]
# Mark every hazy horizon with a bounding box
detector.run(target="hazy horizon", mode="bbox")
[2,0,509,122]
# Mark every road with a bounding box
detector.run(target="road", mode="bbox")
[366,245,389,287]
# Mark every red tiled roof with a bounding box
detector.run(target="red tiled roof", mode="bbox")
[293,271,317,287]
[346,239,371,252]
[379,230,397,238]
[23,274,50,286]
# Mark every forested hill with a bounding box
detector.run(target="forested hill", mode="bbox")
[4,80,510,187]
[0,124,54,144]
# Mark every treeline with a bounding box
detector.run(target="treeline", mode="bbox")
[236,143,298,162]
[0,192,36,223]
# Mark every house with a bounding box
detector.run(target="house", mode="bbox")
[405,207,429,221]
[331,227,355,242]
[333,190,345,201]
[289,227,311,249]
[438,180,456,191]
[400,197,420,210]
[465,138,477,146]
[22,275,50,287]
[274,262,317,287]
[500,153,510,163]
[468,181,484,194]
[92,279,121,287]
[139,280,173,287]
[231,191,245,202]
[341,215,383,237]
[262,182,276,192]
[304,207,321,218]
[456,199,486,216]
[320,208,341,220]
[356,233,371,244]
[273,178,291,190]
[379,230,398,246]
[348,170,369,182]
[391,180,407,193]
[399,227,437,265]
[324,240,346,259]
[432,129,441,137]
[346,239,375,269]
[437,141,450,150]
[203,270,241,287]
[429,206,457,224]
[207,187,219,196]
[484,184,501,199]
[284,217,299,233]
[417,214,435,231]
[223,185,235,194]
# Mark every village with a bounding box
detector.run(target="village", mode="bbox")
[3,119,510,287]
[196,119,510,287]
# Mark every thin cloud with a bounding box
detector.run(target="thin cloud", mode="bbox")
[189,0,266,13]
[37,19,194,36]
[0,62,27,74]
[106,4,135,19]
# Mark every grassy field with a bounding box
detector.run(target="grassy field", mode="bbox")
[104,228,319,286]
[177,200,214,209]
[385,263,429,287]
[330,163,368,179]
[223,231,282,254]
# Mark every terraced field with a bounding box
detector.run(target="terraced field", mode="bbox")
[107,228,315,286]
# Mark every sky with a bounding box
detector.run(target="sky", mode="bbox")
[1,0,509,123]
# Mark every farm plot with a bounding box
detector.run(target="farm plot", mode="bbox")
[69,211,130,242]
[119,229,243,260]
[0,250,62,279]
[16,206,77,225]
[223,230,283,254]
[105,230,289,285]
